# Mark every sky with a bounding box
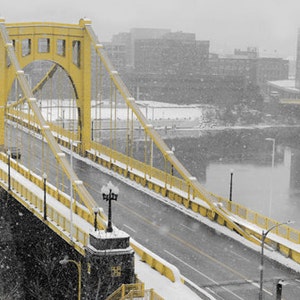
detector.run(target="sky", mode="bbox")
[1,0,300,58]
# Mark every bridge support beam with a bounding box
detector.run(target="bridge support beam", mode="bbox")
[86,230,135,299]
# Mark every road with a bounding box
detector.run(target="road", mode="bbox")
[8,125,300,299]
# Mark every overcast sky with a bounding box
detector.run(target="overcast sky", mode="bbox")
[2,0,300,58]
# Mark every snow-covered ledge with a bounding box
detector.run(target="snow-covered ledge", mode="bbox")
[88,228,131,252]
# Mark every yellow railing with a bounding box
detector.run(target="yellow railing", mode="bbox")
[0,152,182,282]
[0,152,94,225]
[5,112,300,264]
[0,166,89,255]
[130,242,179,283]
[105,282,164,300]
[214,193,300,244]
[141,289,165,300]
[105,283,145,300]
[85,145,300,264]
[89,142,300,245]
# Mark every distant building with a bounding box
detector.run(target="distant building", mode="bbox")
[104,30,276,104]
[266,29,300,102]
[102,42,127,73]
[104,28,209,75]
[133,38,209,75]
[210,47,289,88]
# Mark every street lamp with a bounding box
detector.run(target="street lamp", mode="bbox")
[7,149,11,191]
[59,257,81,300]
[93,207,100,231]
[259,220,294,300]
[62,109,65,129]
[43,173,47,220]
[229,169,234,201]
[91,120,94,141]
[171,145,175,176]
[265,138,275,217]
[101,181,119,233]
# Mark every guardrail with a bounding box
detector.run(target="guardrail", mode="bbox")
[105,282,164,300]
[9,112,300,246]
[85,144,300,265]
[0,162,88,255]
[0,152,182,283]
[105,282,145,300]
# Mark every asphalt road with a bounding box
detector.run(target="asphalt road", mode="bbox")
[8,125,300,299]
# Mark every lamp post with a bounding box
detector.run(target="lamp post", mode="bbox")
[259,220,294,300]
[101,181,119,233]
[265,138,275,217]
[171,145,175,176]
[62,109,65,129]
[91,120,94,141]
[59,257,81,300]
[229,169,233,201]
[7,150,11,191]
[43,173,47,220]
[93,207,99,231]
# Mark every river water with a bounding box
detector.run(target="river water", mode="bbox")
[164,126,300,230]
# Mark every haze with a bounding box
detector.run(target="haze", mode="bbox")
[1,0,300,58]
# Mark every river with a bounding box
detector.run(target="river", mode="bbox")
[163,126,300,229]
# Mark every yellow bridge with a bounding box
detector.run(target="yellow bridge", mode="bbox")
[0,18,300,298]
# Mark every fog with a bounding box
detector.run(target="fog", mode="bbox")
[2,0,300,57]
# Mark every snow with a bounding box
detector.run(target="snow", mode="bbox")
[135,255,202,300]
[268,79,300,93]
[0,155,203,299]
[5,100,300,299]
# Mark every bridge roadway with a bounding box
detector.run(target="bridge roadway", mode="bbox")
[14,126,300,299]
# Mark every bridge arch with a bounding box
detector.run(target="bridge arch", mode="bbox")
[0,19,92,151]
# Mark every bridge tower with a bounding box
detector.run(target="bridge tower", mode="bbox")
[0,18,92,153]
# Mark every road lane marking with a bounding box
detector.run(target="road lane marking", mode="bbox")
[123,224,136,233]
[106,198,273,297]
[139,201,150,207]
[182,275,218,300]
[206,287,224,300]
[180,223,195,232]
[230,250,251,262]
[164,250,245,300]
[117,201,253,279]
[75,166,87,172]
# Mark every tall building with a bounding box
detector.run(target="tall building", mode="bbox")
[132,29,209,75]
[103,29,260,104]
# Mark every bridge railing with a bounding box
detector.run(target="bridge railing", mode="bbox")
[90,140,300,243]
[213,193,300,244]
[0,165,89,254]
[0,152,183,283]
[87,141,300,264]
[105,282,145,300]
[90,140,190,192]
[6,110,300,264]
[6,110,79,142]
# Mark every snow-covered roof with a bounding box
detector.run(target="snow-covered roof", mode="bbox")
[268,79,300,93]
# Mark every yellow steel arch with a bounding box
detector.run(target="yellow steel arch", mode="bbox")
[0,18,107,230]
[0,19,91,152]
